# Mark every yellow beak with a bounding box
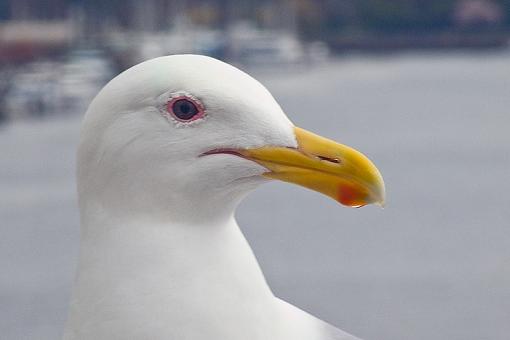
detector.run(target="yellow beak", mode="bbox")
[239,127,385,207]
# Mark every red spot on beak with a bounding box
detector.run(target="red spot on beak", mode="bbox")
[337,184,366,208]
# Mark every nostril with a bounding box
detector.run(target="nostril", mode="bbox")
[295,147,342,165]
[317,155,341,164]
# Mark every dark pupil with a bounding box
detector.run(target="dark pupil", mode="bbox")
[173,99,198,120]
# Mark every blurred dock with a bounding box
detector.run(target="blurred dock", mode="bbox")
[1,0,510,122]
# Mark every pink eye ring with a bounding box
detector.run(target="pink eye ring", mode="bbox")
[166,96,205,122]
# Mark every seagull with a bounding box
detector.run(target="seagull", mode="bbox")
[64,55,385,340]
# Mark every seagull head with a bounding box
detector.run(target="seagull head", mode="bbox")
[77,55,384,223]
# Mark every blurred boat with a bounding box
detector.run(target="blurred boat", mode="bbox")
[228,22,305,66]
[107,21,227,67]
[4,61,60,120]
[3,49,115,121]
[106,21,315,69]
[56,49,115,112]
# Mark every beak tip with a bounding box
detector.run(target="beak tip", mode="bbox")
[375,199,386,209]
[375,186,386,209]
[372,171,386,208]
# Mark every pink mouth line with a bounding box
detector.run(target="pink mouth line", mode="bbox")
[200,146,299,161]
[199,148,250,160]
[200,147,341,165]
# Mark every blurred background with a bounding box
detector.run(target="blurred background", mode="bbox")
[1,1,509,340]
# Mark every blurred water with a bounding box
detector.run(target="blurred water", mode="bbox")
[1,51,509,340]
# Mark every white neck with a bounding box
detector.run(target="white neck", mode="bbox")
[64,213,281,339]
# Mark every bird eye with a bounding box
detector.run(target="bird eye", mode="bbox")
[166,96,204,122]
